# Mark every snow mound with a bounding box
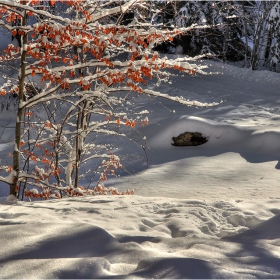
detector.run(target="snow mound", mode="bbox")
[5,194,17,203]
[1,196,280,278]
[225,213,280,241]
[148,116,280,156]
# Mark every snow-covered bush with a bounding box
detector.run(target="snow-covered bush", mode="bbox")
[0,0,216,200]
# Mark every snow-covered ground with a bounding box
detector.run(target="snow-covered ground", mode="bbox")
[1,59,280,278]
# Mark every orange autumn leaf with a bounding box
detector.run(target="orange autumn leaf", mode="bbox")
[42,158,50,164]
[30,155,38,162]
[44,122,52,128]
[0,89,6,96]
[35,143,43,150]
[25,111,33,117]
[52,168,61,176]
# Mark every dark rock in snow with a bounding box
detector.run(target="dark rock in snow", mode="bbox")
[172,132,208,146]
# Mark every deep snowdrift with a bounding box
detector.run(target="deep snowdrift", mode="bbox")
[1,59,280,278]
[1,196,280,278]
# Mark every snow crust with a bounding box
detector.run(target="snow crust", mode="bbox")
[1,58,280,278]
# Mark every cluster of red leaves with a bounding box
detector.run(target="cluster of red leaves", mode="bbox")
[11,29,25,37]
[24,189,51,200]
[19,0,60,6]
[0,5,7,16]
[78,79,91,90]
[125,119,137,127]
[140,66,152,79]
[115,116,148,127]
[99,152,122,180]
[9,86,19,95]
[0,44,20,61]
[91,185,134,196]
[33,166,51,182]
[140,118,149,126]
[24,186,60,200]
[0,89,7,96]
[29,154,40,163]
[64,185,134,197]
[99,71,126,86]
[0,8,191,96]
[24,111,33,117]
[127,69,146,85]
[3,12,21,24]
[21,137,56,170]
[44,121,52,128]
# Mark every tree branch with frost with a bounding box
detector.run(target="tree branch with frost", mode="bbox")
[0,1,71,24]
[142,89,219,108]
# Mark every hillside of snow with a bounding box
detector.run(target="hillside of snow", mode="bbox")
[1,59,280,278]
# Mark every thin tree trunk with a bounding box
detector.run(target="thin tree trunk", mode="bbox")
[10,5,27,195]
[73,45,85,189]
[251,20,262,69]
[242,1,249,67]
[251,1,272,70]
[222,6,230,63]
[259,19,269,66]
[74,108,81,189]
[223,22,229,63]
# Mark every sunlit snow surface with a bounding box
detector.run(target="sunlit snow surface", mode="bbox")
[1,59,280,278]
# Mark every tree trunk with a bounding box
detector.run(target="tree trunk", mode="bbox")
[223,22,229,63]
[259,20,269,66]
[250,1,272,70]
[251,20,262,69]
[242,1,249,67]
[222,6,230,63]
[10,5,27,195]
